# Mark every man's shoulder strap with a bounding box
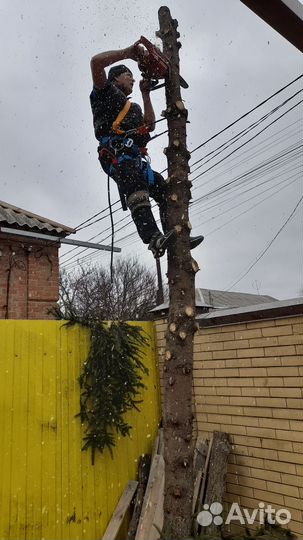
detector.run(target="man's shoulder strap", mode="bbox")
[112,100,131,135]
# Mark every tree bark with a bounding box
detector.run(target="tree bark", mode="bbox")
[158,6,197,538]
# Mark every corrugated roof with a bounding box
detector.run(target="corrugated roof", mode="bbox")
[0,200,75,236]
[197,297,303,324]
[196,288,276,308]
[151,288,277,312]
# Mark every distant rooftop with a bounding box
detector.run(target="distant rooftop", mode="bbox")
[0,200,75,237]
[151,288,277,313]
[195,288,276,309]
[197,297,303,327]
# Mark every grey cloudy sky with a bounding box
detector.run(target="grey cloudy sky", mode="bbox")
[0,0,302,300]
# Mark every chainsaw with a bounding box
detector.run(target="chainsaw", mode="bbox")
[134,36,189,91]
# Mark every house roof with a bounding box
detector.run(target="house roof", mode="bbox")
[151,288,276,312]
[0,200,75,237]
[197,297,303,326]
[196,288,276,309]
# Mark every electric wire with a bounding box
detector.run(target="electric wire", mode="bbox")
[189,73,303,154]
[64,168,301,271]
[69,74,303,234]
[191,143,303,206]
[225,192,303,291]
[191,120,302,196]
[189,89,303,172]
[61,141,303,269]
[190,164,302,225]
[190,99,303,182]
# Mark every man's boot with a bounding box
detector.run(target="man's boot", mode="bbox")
[159,204,204,251]
[148,230,176,258]
[190,235,204,249]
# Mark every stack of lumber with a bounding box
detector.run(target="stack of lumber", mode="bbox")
[102,429,164,540]
[102,430,230,540]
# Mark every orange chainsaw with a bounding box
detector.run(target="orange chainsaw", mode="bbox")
[134,36,189,91]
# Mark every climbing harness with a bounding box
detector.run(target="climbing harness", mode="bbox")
[112,100,131,135]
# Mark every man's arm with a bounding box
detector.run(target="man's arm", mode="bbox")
[140,79,156,132]
[90,44,142,89]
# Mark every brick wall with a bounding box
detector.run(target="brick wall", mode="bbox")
[155,311,303,537]
[0,235,59,319]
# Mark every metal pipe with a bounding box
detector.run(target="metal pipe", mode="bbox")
[0,227,121,252]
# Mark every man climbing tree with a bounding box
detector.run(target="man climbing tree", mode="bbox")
[89,43,203,258]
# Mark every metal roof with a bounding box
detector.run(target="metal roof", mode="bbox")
[197,297,303,325]
[0,200,75,237]
[195,288,276,309]
[151,288,276,312]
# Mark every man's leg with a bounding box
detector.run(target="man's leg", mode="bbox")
[112,158,170,245]
[149,168,204,250]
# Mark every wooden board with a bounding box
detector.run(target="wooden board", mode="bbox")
[135,454,165,540]
[102,480,138,540]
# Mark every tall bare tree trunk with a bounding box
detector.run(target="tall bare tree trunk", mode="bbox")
[158,6,198,538]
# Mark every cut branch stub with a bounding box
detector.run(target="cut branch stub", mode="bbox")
[170,193,178,202]
[176,100,185,111]
[174,224,182,234]
[169,322,177,333]
[185,306,194,317]
[191,258,200,273]
[179,331,187,340]
[165,350,172,361]
[187,221,192,230]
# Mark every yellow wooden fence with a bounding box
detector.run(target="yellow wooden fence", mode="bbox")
[0,321,160,540]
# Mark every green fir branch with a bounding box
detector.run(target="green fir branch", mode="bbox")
[77,320,149,463]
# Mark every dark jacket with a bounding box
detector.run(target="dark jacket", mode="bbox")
[90,82,150,147]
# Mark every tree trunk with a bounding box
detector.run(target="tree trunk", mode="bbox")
[158,6,198,538]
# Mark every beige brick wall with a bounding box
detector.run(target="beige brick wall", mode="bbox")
[155,314,303,536]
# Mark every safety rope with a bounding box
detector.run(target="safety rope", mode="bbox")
[107,173,115,283]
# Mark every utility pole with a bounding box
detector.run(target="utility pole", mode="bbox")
[155,258,164,305]
[158,6,198,538]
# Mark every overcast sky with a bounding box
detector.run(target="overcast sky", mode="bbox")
[0,0,302,300]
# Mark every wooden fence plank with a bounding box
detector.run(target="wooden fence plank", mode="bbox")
[135,454,165,540]
[102,480,138,540]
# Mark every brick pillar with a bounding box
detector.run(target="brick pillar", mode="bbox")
[0,235,59,319]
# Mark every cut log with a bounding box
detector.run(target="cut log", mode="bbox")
[102,480,138,540]
[135,454,165,540]
[127,455,151,540]
[203,431,231,536]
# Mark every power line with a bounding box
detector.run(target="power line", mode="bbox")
[192,143,303,205]
[69,74,303,234]
[226,193,303,291]
[61,141,303,269]
[189,73,303,154]
[189,89,303,172]
[190,120,302,196]
[190,99,303,182]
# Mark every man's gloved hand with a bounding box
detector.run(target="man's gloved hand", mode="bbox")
[139,78,152,95]
[125,42,146,63]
